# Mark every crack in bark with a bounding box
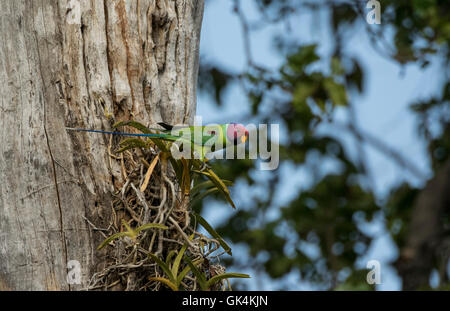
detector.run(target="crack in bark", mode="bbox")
[103,0,115,103]
[80,20,91,107]
[42,79,70,292]
[32,0,69,290]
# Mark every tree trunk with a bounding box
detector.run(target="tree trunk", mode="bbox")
[0,0,204,290]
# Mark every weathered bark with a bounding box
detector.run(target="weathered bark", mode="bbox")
[395,158,450,290]
[0,0,204,290]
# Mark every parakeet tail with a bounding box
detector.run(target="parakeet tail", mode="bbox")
[157,122,174,131]
[66,127,170,139]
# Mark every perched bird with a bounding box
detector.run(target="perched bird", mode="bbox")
[66,122,249,160]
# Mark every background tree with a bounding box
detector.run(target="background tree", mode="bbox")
[0,0,204,290]
[198,0,449,290]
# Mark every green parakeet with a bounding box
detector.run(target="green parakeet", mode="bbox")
[66,122,249,160]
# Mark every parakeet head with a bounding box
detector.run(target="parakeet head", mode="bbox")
[226,123,249,145]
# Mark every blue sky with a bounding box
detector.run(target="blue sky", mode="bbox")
[196,0,441,290]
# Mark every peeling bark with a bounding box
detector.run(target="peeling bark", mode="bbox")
[0,0,204,290]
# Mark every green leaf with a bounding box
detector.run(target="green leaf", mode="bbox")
[331,57,345,76]
[190,188,220,207]
[172,243,188,280]
[293,82,317,108]
[184,256,207,291]
[287,44,320,73]
[98,219,151,250]
[172,234,195,279]
[148,253,176,283]
[97,232,131,250]
[117,138,150,153]
[176,259,203,288]
[206,273,251,289]
[113,120,152,134]
[166,250,177,267]
[193,169,234,207]
[193,212,232,256]
[121,219,136,238]
[323,77,348,107]
[203,168,236,209]
[177,265,193,288]
[191,180,233,196]
[148,277,178,291]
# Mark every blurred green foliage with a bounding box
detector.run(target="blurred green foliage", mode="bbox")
[197,0,449,290]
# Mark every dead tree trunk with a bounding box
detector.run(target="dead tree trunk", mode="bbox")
[0,0,204,290]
